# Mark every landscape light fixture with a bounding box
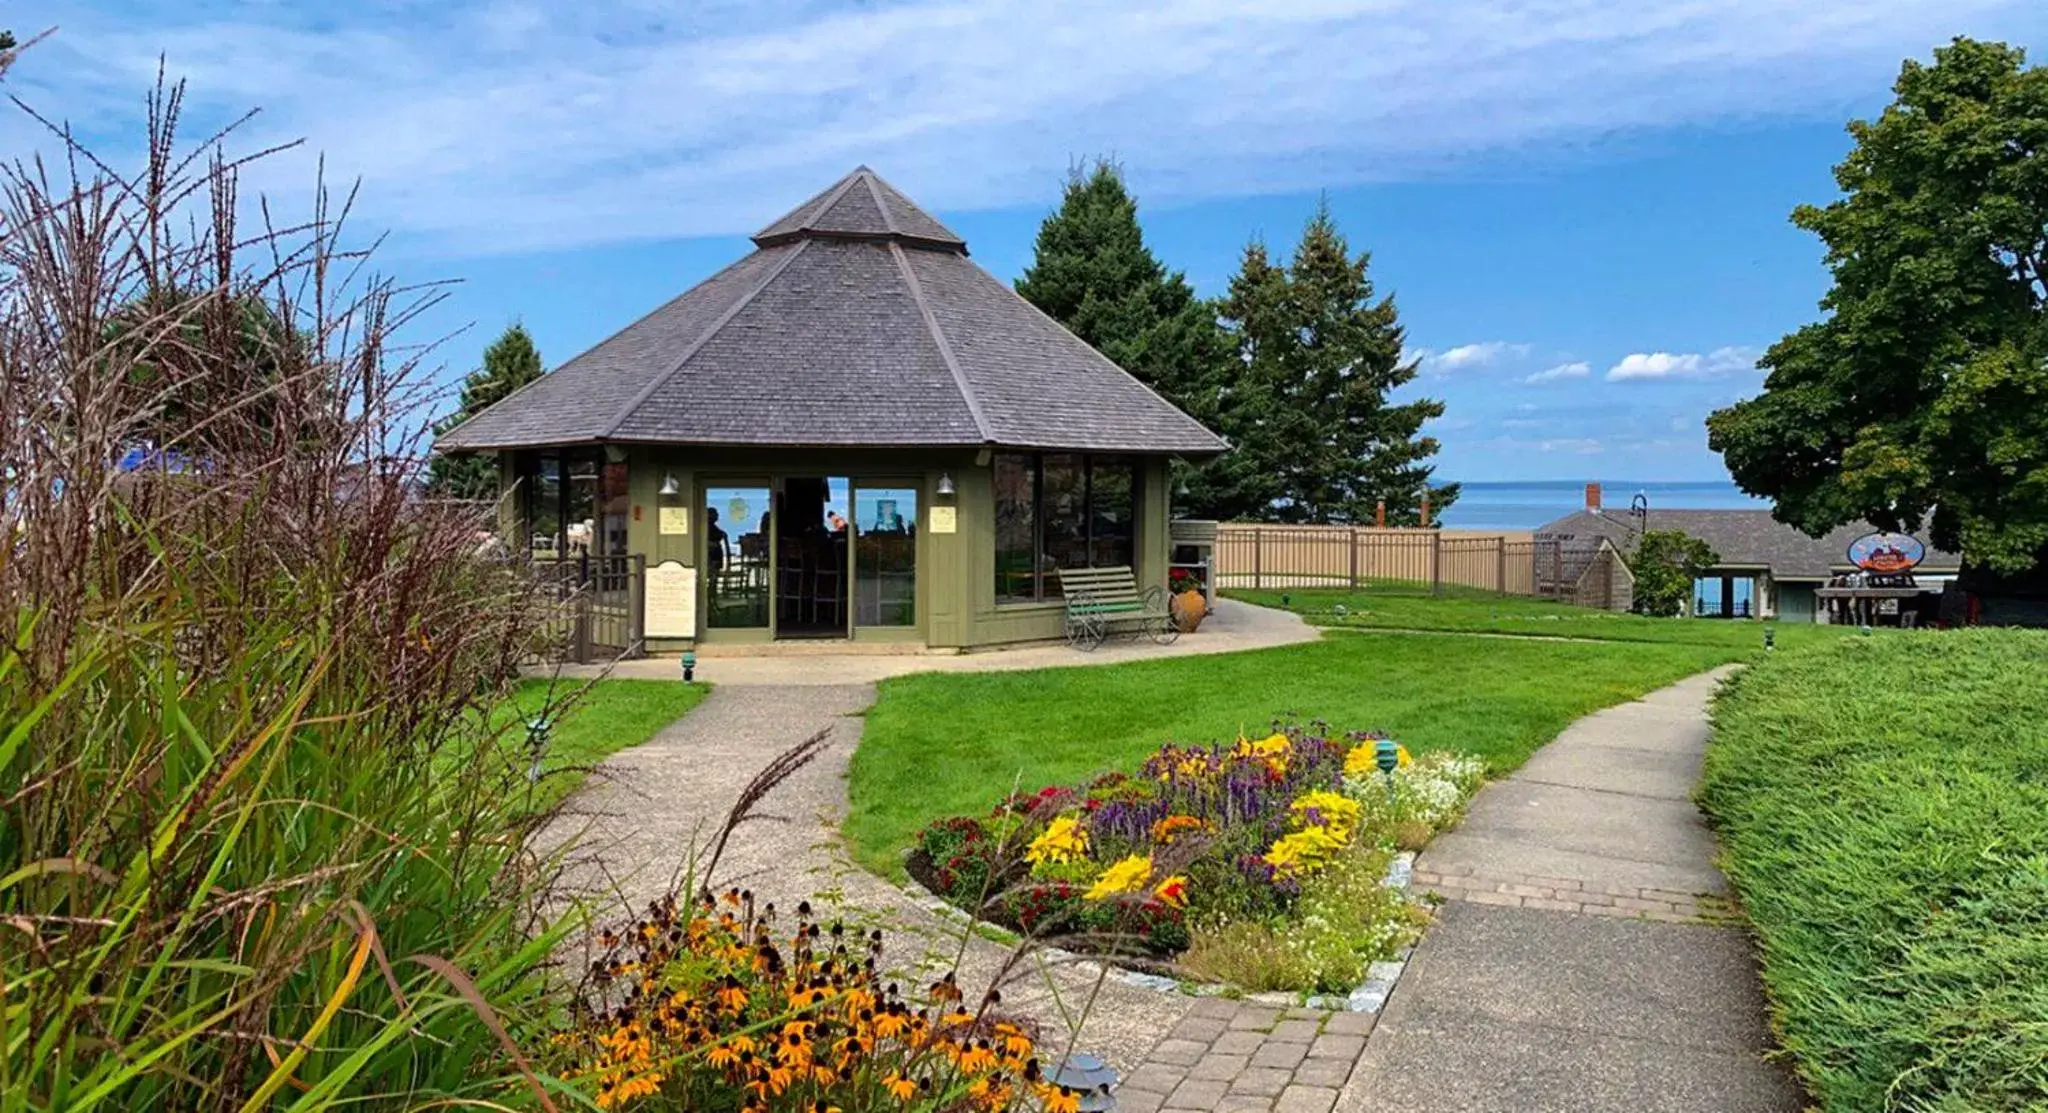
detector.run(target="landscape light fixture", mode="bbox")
[658,473,681,497]
[681,651,696,682]
[1049,1054,1118,1113]
[936,472,956,497]
[525,716,552,784]
[1374,737,1401,802]
[1763,626,1776,652]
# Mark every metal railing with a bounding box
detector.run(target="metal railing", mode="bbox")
[534,553,646,662]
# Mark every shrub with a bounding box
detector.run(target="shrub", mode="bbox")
[1700,631,2048,1111]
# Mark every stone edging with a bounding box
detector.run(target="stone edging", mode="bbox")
[896,850,1422,1015]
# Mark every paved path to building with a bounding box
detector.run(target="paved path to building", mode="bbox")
[544,598,1318,686]
[1340,667,1802,1113]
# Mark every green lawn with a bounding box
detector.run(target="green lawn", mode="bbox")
[1233,583,1849,651]
[845,630,1738,875]
[484,678,708,813]
[1699,630,2048,1111]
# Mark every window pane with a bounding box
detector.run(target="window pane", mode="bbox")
[1041,453,1088,576]
[855,487,917,627]
[599,460,630,557]
[993,454,1038,601]
[565,454,598,555]
[1089,457,1135,569]
[705,486,770,628]
[528,454,562,559]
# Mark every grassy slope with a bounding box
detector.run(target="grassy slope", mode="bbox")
[1700,631,2048,1111]
[846,631,1736,874]
[1233,584,1848,651]
[485,678,708,813]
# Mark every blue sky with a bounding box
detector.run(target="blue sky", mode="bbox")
[9,0,2042,481]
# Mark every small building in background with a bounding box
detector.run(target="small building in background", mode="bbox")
[1536,484,1962,622]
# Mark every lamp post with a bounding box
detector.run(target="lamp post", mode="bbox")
[1049,1054,1118,1113]
[1763,626,1775,652]
[681,650,697,682]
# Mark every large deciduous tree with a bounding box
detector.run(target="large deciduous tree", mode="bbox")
[429,323,544,499]
[1707,38,2048,573]
[1206,202,1455,524]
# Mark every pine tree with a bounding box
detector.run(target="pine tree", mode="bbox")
[1207,202,1455,524]
[429,323,545,499]
[1015,160,1231,451]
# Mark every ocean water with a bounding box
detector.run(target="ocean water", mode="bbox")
[1438,480,1764,531]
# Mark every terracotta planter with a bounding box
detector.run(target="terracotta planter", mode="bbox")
[1172,588,1208,632]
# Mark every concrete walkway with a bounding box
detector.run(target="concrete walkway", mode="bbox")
[1342,668,1801,1113]
[544,597,1318,686]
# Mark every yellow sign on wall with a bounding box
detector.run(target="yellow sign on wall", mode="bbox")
[928,505,957,534]
[658,506,690,535]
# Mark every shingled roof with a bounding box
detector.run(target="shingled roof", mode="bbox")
[1537,508,1963,580]
[437,167,1225,456]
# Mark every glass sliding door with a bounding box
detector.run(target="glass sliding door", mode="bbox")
[854,486,917,627]
[704,485,771,629]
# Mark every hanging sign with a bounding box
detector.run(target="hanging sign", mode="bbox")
[644,560,698,638]
[1846,532,1925,574]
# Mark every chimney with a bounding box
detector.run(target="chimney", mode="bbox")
[1585,482,1603,514]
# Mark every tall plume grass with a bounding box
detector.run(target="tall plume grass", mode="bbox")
[0,74,576,1109]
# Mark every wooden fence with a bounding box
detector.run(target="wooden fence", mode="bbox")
[1212,524,1631,609]
[535,553,646,662]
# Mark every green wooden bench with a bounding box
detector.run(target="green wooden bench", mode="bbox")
[1057,565,1180,651]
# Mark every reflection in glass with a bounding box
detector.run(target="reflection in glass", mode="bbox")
[993,454,1037,601]
[777,477,850,637]
[1041,453,1087,575]
[855,487,917,626]
[705,485,770,628]
[1088,457,1134,569]
[566,455,598,555]
[528,454,563,558]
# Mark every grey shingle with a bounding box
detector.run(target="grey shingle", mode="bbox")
[1536,509,1962,579]
[438,167,1225,456]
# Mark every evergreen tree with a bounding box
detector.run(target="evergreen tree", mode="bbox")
[429,323,544,499]
[1015,161,1232,475]
[1206,202,1455,524]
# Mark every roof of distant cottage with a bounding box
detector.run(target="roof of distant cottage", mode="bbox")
[1537,508,1963,580]
[437,167,1224,456]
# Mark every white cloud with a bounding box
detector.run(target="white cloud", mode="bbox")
[1606,346,1760,382]
[3,0,2027,256]
[1539,437,1606,455]
[1525,360,1591,383]
[1414,340,1529,375]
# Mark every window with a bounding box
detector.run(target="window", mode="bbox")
[993,453,1139,601]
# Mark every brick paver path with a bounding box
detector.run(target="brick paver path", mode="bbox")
[1411,865,1737,923]
[1119,1000,1378,1113]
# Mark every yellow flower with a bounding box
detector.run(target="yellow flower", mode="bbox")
[1084,854,1154,900]
[1026,815,1089,866]
[1344,739,1415,776]
[1289,790,1361,842]
[1264,825,1347,878]
[1153,874,1189,908]
[1150,814,1210,844]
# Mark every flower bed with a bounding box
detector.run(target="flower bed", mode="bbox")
[907,726,1485,994]
[554,889,1086,1111]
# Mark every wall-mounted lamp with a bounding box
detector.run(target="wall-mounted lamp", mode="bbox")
[936,472,956,497]
[658,473,681,497]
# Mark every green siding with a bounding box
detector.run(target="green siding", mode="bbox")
[509,446,1178,652]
